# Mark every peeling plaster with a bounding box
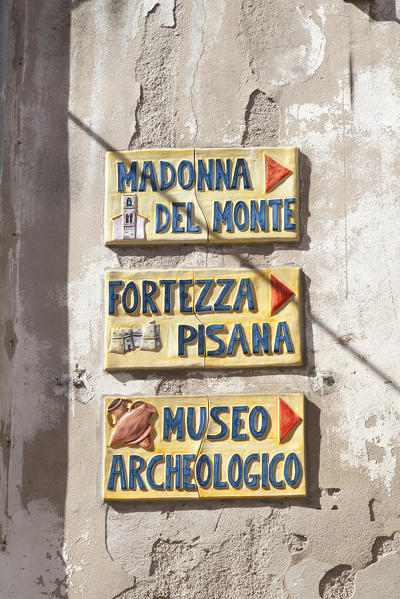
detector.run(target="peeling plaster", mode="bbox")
[242,2,326,86]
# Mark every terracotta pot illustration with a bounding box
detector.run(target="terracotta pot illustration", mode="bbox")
[107,399,156,449]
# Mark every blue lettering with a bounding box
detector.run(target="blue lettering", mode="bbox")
[227,454,242,488]
[214,278,234,311]
[142,280,158,314]
[172,202,185,233]
[197,158,214,190]
[146,455,164,490]
[196,454,212,487]
[160,160,175,190]
[244,454,259,488]
[215,158,231,190]
[273,322,294,353]
[182,454,196,490]
[163,407,184,440]
[268,198,282,231]
[177,160,194,189]
[261,453,269,488]
[155,204,170,233]
[129,455,146,490]
[226,324,249,356]
[250,199,266,231]
[213,453,227,488]
[179,279,193,313]
[231,158,250,189]
[249,406,269,438]
[212,200,232,231]
[165,454,181,489]
[207,406,228,439]
[177,324,197,356]
[159,279,176,313]
[232,405,248,440]
[139,160,157,191]
[117,161,137,192]
[284,198,296,230]
[232,277,254,311]
[269,453,284,488]
[187,406,206,440]
[284,452,301,487]
[206,324,225,356]
[195,279,213,312]
[233,201,249,230]
[186,202,200,232]
[252,323,270,354]
[107,455,127,490]
[108,280,123,314]
[122,281,139,314]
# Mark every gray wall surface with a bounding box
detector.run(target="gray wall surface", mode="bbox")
[1,0,400,597]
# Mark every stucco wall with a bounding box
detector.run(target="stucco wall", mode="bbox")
[1,1,400,597]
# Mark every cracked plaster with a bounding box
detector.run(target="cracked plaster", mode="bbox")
[1,0,400,597]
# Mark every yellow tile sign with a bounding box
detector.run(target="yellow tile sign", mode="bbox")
[104,394,305,500]
[104,147,298,245]
[105,267,302,370]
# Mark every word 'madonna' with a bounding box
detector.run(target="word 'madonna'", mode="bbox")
[117,158,251,192]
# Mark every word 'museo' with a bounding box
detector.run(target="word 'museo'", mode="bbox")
[105,268,302,370]
[104,147,299,245]
[103,394,306,500]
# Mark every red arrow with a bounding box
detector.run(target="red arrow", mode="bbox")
[264,154,292,192]
[270,273,295,315]
[279,397,302,443]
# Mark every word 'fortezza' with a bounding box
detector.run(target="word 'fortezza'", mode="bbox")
[104,147,298,245]
[104,395,306,500]
[105,268,302,370]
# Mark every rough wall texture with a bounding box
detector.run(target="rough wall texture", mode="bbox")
[1,0,400,597]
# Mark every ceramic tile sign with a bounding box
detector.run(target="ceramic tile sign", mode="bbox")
[104,394,305,500]
[104,147,298,245]
[105,267,302,370]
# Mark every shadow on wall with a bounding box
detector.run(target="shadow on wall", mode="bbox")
[344,0,400,22]
[0,0,70,595]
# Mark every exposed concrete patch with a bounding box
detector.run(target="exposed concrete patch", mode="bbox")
[352,553,400,599]
[371,531,400,561]
[53,365,94,404]
[241,0,326,86]
[107,504,295,598]
[286,559,332,599]
[319,564,355,599]
[365,440,386,464]
[242,90,280,146]
[313,372,338,396]
[129,0,176,41]
[129,3,181,148]
[286,532,308,554]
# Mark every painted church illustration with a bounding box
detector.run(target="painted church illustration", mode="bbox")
[112,194,147,240]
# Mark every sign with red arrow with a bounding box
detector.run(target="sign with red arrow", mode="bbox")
[104,393,306,500]
[105,147,299,245]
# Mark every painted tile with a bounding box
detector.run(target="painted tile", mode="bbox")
[104,395,208,500]
[105,148,208,245]
[105,269,203,370]
[104,147,298,245]
[105,268,302,370]
[104,394,305,501]
[195,147,298,243]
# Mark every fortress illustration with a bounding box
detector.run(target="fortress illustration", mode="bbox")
[112,194,147,240]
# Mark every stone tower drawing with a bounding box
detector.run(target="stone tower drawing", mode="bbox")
[111,193,147,241]
[123,194,136,239]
